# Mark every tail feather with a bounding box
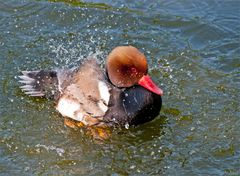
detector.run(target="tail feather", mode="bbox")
[19,85,44,96]
[19,70,59,99]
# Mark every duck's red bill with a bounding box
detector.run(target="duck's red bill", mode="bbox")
[138,75,163,96]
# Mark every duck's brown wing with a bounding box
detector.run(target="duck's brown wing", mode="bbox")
[56,59,111,125]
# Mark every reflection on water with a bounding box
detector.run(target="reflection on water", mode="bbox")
[0,0,239,175]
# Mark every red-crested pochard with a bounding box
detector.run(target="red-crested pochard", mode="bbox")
[19,46,163,130]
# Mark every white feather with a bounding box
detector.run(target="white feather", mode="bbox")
[20,85,33,90]
[19,80,33,84]
[98,81,110,112]
[56,97,84,121]
[18,75,34,82]
[98,101,108,112]
[21,71,39,75]
[98,81,110,104]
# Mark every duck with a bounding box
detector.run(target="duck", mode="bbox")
[19,46,163,130]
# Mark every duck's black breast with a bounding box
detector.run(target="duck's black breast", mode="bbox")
[103,85,162,126]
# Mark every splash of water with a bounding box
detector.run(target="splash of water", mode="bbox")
[47,35,107,69]
[36,144,65,157]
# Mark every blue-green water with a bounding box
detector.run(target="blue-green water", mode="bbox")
[0,0,239,175]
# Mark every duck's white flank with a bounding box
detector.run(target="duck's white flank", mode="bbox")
[56,98,84,121]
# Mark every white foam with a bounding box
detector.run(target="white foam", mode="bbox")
[36,144,65,157]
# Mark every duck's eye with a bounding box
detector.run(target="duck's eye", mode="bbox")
[121,66,137,75]
[131,67,137,74]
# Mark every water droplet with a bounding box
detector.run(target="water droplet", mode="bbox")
[24,167,30,171]
[189,149,196,155]
[190,127,195,131]
[130,165,136,169]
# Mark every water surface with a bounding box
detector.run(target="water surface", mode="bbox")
[0,0,239,175]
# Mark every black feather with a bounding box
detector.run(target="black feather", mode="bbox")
[104,86,162,126]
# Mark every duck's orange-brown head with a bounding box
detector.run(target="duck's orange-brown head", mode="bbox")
[106,46,163,95]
